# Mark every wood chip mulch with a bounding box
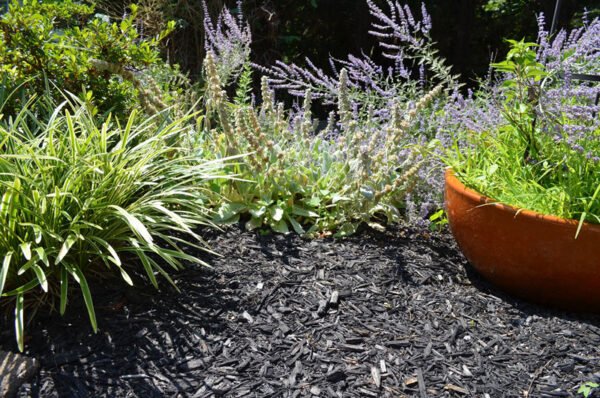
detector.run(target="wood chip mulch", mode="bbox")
[2,224,600,397]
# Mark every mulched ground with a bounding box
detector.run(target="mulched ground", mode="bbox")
[2,223,600,398]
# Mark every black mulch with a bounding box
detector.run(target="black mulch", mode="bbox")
[2,224,600,398]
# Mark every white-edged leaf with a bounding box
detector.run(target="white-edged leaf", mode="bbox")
[272,206,284,222]
[0,252,13,296]
[118,267,134,286]
[150,203,197,239]
[56,234,77,265]
[32,225,42,244]
[72,265,97,333]
[92,237,122,266]
[17,258,35,275]
[34,247,50,267]
[130,239,158,288]
[30,264,48,292]
[20,242,31,261]
[110,205,153,245]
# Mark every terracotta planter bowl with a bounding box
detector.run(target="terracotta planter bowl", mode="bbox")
[444,169,600,311]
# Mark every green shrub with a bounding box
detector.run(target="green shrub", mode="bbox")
[0,0,174,119]
[0,101,228,351]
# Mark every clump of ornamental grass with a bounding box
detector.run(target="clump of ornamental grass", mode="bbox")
[0,100,229,351]
[201,51,444,236]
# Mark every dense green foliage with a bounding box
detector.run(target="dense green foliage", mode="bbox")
[0,99,228,351]
[439,40,600,229]
[0,0,173,118]
[0,0,598,369]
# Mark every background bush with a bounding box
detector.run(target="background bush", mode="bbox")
[0,0,173,119]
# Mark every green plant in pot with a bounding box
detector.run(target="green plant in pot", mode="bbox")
[438,38,600,311]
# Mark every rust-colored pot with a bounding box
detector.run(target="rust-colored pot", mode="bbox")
[444,169,600,311]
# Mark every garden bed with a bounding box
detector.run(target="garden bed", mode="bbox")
[2,224,600,397]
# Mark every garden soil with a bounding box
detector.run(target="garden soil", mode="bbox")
[1,224,600,397]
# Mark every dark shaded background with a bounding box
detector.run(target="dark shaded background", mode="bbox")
[96,0,600,83]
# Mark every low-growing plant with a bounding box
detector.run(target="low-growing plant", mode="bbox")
[578,381,600,397]
[0,100,229,351]
[201,51,443,236]
[194,1,460,234]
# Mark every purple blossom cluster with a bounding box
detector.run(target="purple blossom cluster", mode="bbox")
[366,0,432,60]
[254,1,453,113]
[535,12,600,156]
[202,0,251,84]
[201,1,599,228]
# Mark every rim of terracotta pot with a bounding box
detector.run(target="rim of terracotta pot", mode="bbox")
[445,168,600,232]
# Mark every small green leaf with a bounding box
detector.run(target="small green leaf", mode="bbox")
[271,206,284,221]
[214,202,246,222]
[304,197,321,207]
[360,185,375,200]
[286,215,305,234]
[335,222,358,237]
[245,216,262,231]
[332,195,351,204]
[273,219,289,234]
[249,206,267,218]
[293,205,318,218]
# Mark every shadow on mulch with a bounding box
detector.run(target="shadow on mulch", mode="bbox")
[2,223,600,397]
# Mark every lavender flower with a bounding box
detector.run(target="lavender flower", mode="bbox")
[202,0,251,84]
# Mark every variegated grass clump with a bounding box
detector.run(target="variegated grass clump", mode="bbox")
[200,51,443,236]
[0,103,227,350]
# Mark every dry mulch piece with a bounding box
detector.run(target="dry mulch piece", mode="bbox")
[2,224,600,397]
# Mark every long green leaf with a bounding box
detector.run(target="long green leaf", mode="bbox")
[20,242,31,261]
[15,293,24,352]
[130,239,158,288]
[110,206,154,245]
[34,247,49,267]
[56,234,77,265]
[0,251,13,296]
[71,265,97,333]
[60,267,68,315]
[31,264,48,292]
[576,184,600,239]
